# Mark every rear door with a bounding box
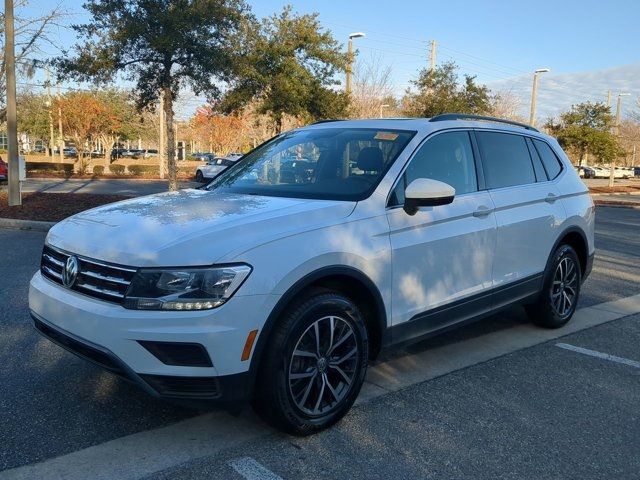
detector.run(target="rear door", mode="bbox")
[387,130,497,342]
[474,130,566,308]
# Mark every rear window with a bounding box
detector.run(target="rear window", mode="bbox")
[532,139,563,179]
[476,132,536,189]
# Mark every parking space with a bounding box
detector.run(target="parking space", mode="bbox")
[0,205,638,479]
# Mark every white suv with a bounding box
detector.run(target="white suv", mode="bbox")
[29,115,594,435]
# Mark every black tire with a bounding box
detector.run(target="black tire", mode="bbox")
[252,290,368,435]
[526,244,582,328]
[195,170,204,183]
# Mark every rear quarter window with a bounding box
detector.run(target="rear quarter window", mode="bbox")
[532,139,563,179]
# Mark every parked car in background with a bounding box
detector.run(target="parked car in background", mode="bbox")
[191,152,213,161]
[634,166,640,178]
[0,157,7,180]
[31,115,594,435]
[63,148,78,158]
[195,154,243,182]
[578,166,596,179]
[591,166,608,178]
[144,149,159,158]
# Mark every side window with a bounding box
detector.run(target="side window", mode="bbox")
[476,132,536,189]
[403,131,478,197]
[526,138,548,182]
[532,139,563,180]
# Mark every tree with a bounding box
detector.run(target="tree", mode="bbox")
[0,1,65,122]
[17,91,50,143]
[190,106,248,154]
[402,61,493,118]
[219,6,349,133]
[56,0,248,190]
[544,102,622,166]
[349,54,396,119]
[55,91,115,168]
[491,90,524,122]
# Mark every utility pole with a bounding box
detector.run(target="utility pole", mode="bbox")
[57,84,64,163]
[610,92,631,187]
[606,90,612,107]
[429,40,437,72]
[4,0,21,205]
[159,92,165,179]
[345,32,365,95]
[46,66,54,158]
[529,68,550,127]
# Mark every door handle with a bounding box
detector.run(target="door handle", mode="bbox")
[545,193,558,203]
[472,206,493,218]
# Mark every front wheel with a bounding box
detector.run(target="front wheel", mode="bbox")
[195,170,205,183]
[526,244,581,328]
[253,291,368,435]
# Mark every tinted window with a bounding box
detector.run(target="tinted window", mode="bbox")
[402,131,477,200]
[526,138,548,182]
[532,139,562,179]
[476,132,535,189]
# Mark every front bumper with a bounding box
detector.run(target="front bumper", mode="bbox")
[29,270,278,403]
[32,312,250,403]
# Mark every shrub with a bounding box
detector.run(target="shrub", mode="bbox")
[26,162,74,176]
[93,165,105,175]
[128,164,158,176]
[109,164,126,175]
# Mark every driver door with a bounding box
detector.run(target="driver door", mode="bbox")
[386,130,497,343]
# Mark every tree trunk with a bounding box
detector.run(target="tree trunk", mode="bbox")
[163,86,177,191]
[274,113,283,135]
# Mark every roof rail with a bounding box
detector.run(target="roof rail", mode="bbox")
[429,113,539,132]
[310,119,345,125]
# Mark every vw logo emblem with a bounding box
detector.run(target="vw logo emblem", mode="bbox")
[62,256,80,288]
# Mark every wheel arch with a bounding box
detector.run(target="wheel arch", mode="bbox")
[247,265,388,393]
[552,226,589,279]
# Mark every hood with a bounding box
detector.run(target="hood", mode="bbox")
[46,189,355,266]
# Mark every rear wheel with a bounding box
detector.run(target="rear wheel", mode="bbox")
[253,291,368,435]
[195,170,204,183]
[526,244,581,328]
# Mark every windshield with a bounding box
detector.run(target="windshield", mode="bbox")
[206,127,415,201]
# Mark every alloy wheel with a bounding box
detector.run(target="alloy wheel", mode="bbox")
[288,315,359,416]
[551,256,578,317]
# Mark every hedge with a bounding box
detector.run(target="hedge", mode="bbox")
[26,162,74,175]
[109,164,125,175]
[93,165,105,175]
[128,164,158,176]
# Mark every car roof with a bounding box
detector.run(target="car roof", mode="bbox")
[300,117,552,141]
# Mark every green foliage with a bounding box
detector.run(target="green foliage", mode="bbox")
[18,92,51,141]
[545,102,623,165]
[218,6,349,132]
[93,165,104,175]
[403,62,493,118]
[109,164,125,175]
[128,164,158,176]
[26,162,74,176]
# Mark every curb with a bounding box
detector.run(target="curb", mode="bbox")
[0,217,55,232]
[593,201,640,210]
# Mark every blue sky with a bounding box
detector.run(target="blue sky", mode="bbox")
[19,0,640,119]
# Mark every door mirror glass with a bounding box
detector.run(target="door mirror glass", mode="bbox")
[403,178,455,215]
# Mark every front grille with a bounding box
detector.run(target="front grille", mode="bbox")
[41,245,137,303]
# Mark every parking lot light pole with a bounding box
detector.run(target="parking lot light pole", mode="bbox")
[529,68,550,127]
[4,0,21,206]
[609,92,631,187]
[379,103,390,118]
[346,32,365,95]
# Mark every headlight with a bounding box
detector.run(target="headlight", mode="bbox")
[123,264,251,310]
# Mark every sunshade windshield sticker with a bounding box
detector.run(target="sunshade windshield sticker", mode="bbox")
[374,132,399,141]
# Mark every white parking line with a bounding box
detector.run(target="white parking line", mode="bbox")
[555,343,640,368]
[229,457,284,480]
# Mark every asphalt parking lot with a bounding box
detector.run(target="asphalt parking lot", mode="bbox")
[0,205,638,479]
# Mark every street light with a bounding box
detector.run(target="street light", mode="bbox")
[609,92,631,186]
[379,104,390,118]
[346,32,365,95]
[529,68,550,127]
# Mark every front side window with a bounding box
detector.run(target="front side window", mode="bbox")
[476,131,536,189]
[207,128,415,201]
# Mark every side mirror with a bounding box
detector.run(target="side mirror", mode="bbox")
[403,178,455,215]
